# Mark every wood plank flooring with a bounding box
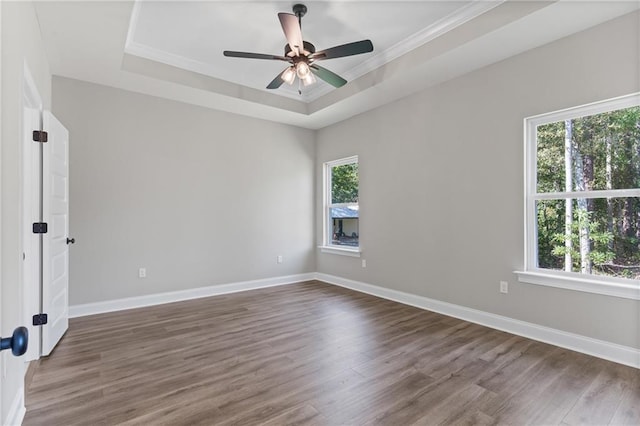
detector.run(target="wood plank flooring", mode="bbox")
[23,281,640,425]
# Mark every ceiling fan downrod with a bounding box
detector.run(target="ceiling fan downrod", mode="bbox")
[293,4,307,28]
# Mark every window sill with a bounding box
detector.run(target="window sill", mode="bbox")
[515,270,640,300]
[318,246,361,258]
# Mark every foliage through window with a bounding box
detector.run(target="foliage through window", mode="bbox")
[324,156,359,249]
[526,94,640,283]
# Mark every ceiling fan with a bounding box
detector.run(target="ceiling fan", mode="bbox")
[223,4,373,92]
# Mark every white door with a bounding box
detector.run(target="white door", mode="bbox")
[22,106,42,361]
[41,111,69,356]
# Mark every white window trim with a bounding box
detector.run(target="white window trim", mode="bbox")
[320,155,360,257]
[318,245,362,257]
[519,92,640,300]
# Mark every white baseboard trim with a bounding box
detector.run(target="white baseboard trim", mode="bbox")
[316,273,640,369]
[69,273,316,318]
[4,386,25,426]
[67,271,639,369]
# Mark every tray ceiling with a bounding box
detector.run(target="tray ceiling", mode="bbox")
[33,1,640,129]
[125,1,490,102]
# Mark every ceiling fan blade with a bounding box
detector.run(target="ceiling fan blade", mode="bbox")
[223,51,289,61]
[310,65,347,88]
[278,13,304,56]
[266,70,287,89]
[311,40,373,61]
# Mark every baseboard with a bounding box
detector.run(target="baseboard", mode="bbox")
[4,386,25,426]
[67,270,639,369]
[316,273,640,369]
[69,273,316,318]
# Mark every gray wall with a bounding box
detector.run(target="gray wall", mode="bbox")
[53,77,316,305]
[1,1,52,420]
[316,12,640,349]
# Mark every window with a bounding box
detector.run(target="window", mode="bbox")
[321,156,360,256]
[519,93,640,299]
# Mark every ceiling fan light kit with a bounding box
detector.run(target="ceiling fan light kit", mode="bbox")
[281,67,296,85]
[223,3,374,92]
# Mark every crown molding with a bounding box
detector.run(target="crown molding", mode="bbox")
[302,0,505,101]
[124,0,504,104]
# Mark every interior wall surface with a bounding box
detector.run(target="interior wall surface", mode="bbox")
[316,11,640,349]
[53,77,316,305]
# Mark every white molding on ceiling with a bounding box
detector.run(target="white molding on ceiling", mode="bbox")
[305,0,505,101]
[123,0,504,104]
[125,0,142,54]
[124,1,304,102]
[124,40,305,103]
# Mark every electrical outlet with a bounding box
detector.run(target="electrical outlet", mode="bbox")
[139,268,146,278]
[500,281,508,294]
[362,259,367,268]
[277,255,283,264]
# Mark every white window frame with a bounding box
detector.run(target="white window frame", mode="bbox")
[320,156,361,257]
[516,93,640,300]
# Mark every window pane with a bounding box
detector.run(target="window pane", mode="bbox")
[330,207,359,247]
[537,106,640,193]
[331,163,359,204]
[536,197,640,279]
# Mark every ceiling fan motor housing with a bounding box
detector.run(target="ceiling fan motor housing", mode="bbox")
[284,41,316,57]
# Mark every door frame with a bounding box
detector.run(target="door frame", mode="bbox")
[0,0,3,412]
[21,62,43,362]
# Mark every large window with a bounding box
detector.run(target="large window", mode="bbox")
[520,93,640,299]
[322,156,360,255]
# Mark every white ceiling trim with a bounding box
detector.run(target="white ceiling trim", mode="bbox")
[124,0,305,103]
[124,1,313,101]
[124,0,142,55]
[124,40,305,102]
[124,0,504,103]
[124,1,303,103]
[304,0,505,100]
[35,0,640,130]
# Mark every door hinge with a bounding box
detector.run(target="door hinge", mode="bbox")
[32,222,48,234]
[32,313,48,326]
[33,130,48,143]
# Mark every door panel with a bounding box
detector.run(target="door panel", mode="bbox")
[22,106,41,362]
[42,111,69,356]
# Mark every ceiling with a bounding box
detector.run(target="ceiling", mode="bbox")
[34,1,640,130]
[125,1,489,102]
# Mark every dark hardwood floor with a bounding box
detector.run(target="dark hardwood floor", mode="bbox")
[24,281,640,425]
